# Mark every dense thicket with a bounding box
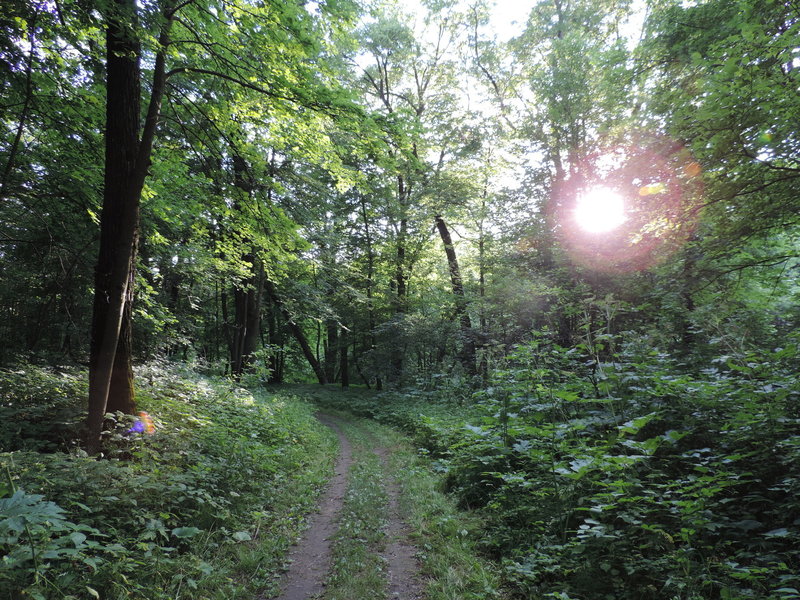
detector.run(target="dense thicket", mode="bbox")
[1,0,798,596]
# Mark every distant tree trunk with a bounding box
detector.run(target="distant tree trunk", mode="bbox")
[353,338,371,389]
[264,279,328,385]
[358,194,381,390]
[230,257,264,377]
[390,176,410,384]
[679,240,699,354]
[324,321,339,382]
[435,215,476,375]
[340,325,349,388]
[477,191,489,381]
[87,0,173,453]
[266,299,285,383]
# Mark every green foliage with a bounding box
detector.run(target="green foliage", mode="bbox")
[0,367,87,452]
[0,362,336,599]
[319,332,800,599]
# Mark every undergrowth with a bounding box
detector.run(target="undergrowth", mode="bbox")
[315,333,800,600]
[0,361,337,599]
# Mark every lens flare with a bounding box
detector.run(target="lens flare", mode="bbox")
[128,411,155,435]
[574,187,627,233]
[639,182,667,196]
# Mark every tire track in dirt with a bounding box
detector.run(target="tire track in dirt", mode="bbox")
[372,443,425,600]
[270,413,352,600]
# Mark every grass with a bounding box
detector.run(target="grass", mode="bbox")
[1,364,339,600]
[2,374,506,599]
[302,386,507,600]
[323,417,388,600]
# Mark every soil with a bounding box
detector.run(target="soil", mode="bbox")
[270,414,352,600]
[374,444,425,600]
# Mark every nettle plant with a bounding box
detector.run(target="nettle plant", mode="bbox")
[0,471,126,597]
[443,332,800,599]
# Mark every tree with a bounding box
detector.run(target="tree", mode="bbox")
[86,0,360,451]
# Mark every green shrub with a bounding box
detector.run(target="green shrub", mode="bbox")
[318,334,800,599]
[1,363,336,599]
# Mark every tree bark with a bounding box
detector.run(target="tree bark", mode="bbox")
[86,0,143,453]
[339,325,349,388]
[230,256,264,377]
[266,299,285,383]
[106,265,136,414]
[324,321,339,382]
[389,176,410,383]
[435,215,476,375]
[358,194,381,389]
[264,279,328,385]
[87,0,174,453]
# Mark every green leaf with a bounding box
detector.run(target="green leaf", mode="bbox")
[171,527,201,538]
[232,531,252,541]
[764,528,790,538]
[70,532,87,547]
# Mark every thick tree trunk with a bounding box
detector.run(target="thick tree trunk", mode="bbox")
[87,0,173,453]
[435,215,476,375]
[264,279,328,385]
[106,265,136,414]
[86,1,143,453]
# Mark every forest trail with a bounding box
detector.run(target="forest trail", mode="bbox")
[271,412,424,600]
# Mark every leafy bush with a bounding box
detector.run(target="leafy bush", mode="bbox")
[1,362,336,599]
[320,334,800,599]
[0,367,86,452]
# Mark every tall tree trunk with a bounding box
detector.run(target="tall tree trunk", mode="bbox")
[358,194,381,389]
[264,279,328,385]
[353,338,371,389]
[435,215,476,375]
[86,0,143,453]
[340,325,349,388]
[230,257,264,377]
[106,264,136,414]
[390,176,409,383]
[87,0,173,453]
[477,191,491,381]
[324,321,339,382]
[266,299,285,384]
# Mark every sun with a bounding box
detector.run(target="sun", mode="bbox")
[574,187,627,233]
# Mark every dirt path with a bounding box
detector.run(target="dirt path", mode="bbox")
[374,444,425,600]
[271,414,352,600]
[270,413,424,600]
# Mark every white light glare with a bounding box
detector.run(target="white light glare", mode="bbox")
[574,187,627,234]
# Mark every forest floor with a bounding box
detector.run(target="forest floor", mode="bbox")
[271,411,425,600]
[1,370,503,600]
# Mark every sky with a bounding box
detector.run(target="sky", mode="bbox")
[489,0,538,41]
[485,0,647,46]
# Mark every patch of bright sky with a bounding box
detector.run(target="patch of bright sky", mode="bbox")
[489,0,537,42]
[435,0,645,46]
